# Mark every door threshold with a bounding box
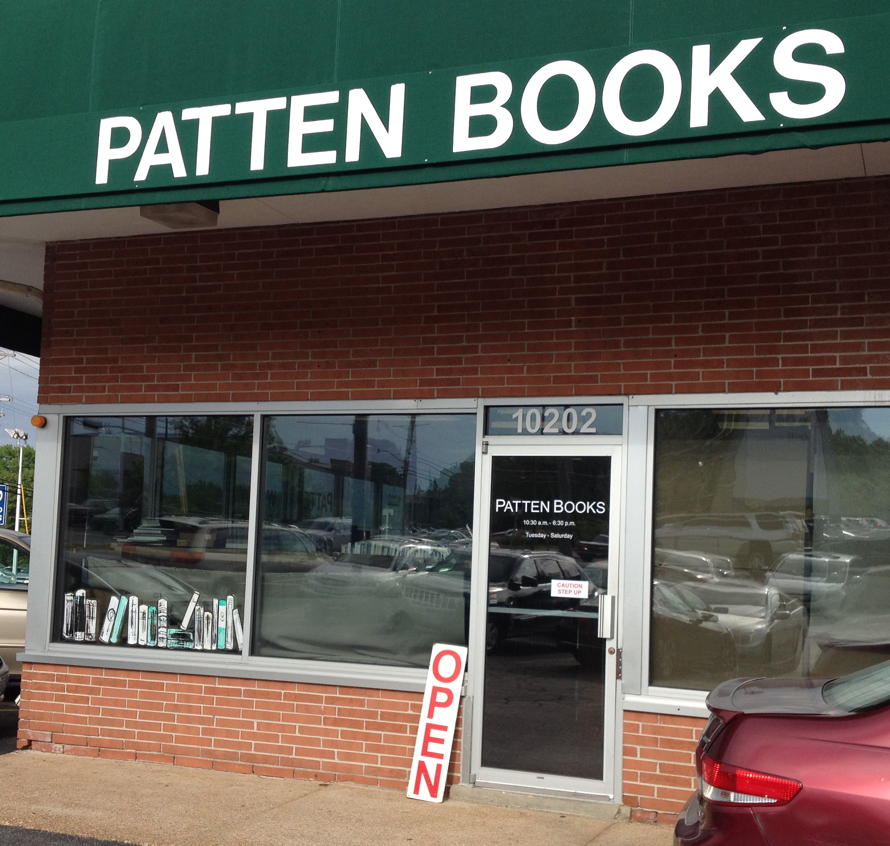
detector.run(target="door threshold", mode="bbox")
[448,782,626,820]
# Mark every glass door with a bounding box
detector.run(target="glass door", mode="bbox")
[472,443,620,797]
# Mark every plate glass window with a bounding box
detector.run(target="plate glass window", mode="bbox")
[253,414,476,667]
[651,407,890,690]
[55,416,253,650]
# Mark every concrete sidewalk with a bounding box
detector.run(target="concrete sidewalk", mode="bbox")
[0,751,674,846]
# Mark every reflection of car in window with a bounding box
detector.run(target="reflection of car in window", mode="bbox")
[655,558,805,679]
[119,517,326,605]
[654,547,735,582]
[121,518,325,573]
[487,550,593,652]
[305,535,450,596]
[767,551,863,618]
[400,550,472,644]
[299,517,352,554]
[256,534,457,667]
[655,512,797,575]
[649,580,736,689]
[575,533,608,562]
[583,560,608,590]
[684,579,805,674]
[815,516,890,569]
[87,505,141,536]
[422,528,471,544]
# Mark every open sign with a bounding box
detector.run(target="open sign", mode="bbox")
[407,643,467,803]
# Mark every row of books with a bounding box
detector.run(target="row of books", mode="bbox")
[62,589,244,651]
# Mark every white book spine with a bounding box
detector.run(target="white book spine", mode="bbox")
[193,604,203,651]
[127,595,139,645]
[180,591,200,630]
[99,596,119,644]
[85,599,98,641]
[225,595,234,650]
[233,608,244,650]
[157,598,168,648]
[62,593,74,639]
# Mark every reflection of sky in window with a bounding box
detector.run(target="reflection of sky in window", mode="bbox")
[859,409,890,442]
[381,416,476,491]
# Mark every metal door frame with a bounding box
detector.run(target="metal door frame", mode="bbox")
[466,439,623,800]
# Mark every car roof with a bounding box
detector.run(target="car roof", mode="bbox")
[0,528,30,547]
[490,549,576,562]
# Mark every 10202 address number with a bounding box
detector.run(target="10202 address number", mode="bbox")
[509,406,597,435]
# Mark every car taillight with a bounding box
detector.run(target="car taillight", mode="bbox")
[700,755,802,806]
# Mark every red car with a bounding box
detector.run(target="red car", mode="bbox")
[674,662,890,845]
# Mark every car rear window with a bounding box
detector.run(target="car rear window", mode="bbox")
[488,554,518,583]
[823,659,890,711]
[558,560,585,579]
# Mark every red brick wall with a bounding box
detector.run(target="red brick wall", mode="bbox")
[40,175,890,405]
[623,711,707,824]
[17,663,459,789]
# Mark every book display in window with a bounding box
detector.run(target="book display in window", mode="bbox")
[62,588,242,651]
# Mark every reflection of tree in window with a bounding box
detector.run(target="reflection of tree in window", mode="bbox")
[158,417,252,520]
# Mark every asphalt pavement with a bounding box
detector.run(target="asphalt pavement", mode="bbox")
[0,701,673,846]
[0,829,132,846]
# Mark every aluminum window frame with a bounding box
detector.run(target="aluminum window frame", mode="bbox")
[23,398,479,693]
[27,390,890,708]
[625,389,890,719]
[465,394,629,799]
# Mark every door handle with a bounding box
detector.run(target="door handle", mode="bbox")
[597,594,615,639]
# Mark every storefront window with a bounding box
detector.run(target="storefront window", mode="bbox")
[651,408,890,690]
[55,416,253,650]
[254,414,476,667]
